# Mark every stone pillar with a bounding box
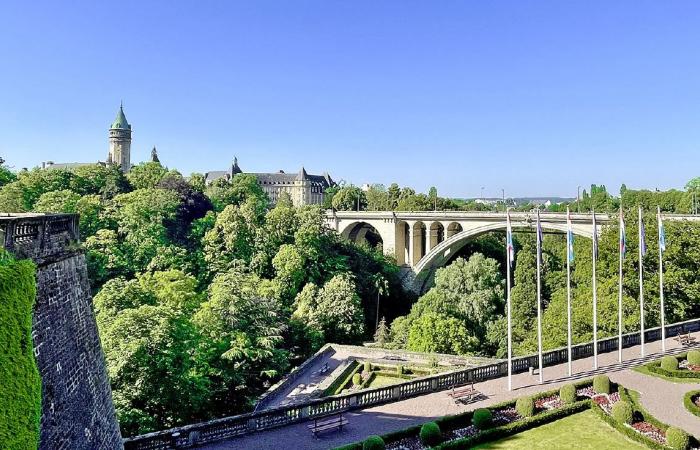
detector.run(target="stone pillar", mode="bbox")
[411,223,424,267]
[407,222,415,267]
[393,220,406,265]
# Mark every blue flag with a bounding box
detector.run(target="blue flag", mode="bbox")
[640,217,647,257]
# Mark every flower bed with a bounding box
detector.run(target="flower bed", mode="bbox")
[642,353,700,380]
[534,395,562,410]
[630,421,666,445]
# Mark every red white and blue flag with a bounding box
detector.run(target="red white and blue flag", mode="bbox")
[506,210,515,267]
[620,209,627,259]
[567,208,574,263]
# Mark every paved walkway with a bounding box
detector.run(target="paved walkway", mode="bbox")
[203,333,700,450]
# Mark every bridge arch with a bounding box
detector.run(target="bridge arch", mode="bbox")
[340,221,386,251]
[412,221,594,294]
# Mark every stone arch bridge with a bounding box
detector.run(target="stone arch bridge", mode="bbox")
[325,211,611,294]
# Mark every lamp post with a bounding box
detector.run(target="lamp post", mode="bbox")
[481,187,485,201]
[577,186,581,213]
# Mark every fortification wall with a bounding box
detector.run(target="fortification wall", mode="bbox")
[1,214,123,450]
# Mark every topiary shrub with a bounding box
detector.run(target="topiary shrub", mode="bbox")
[662,355,679,371]
[611,400,633,425]
[515,396,535,418]
[363,361,372,373]
[362,435,386,450]
[419,421,442,447]
[472,408,493,430]
[688,351,700,366]
[396,365,404,375]
[352,373,362,386]
[666,427,690,450]
[559,384,576,404]
[593,375,610,394]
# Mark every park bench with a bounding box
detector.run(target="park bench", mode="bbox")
[448,382,478,404]
[307,414,348,437]
[676,332,697,347]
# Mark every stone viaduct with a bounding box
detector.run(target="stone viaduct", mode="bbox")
[325,211,611,293]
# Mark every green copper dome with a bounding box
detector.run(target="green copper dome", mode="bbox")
[111,104,131,130]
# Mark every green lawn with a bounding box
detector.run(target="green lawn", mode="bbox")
[366,373,403,388]
[472,410,647,450]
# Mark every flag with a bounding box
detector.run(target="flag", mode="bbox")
[567,208,574,263]
[640,213,648,257]
[506,210,515,267]
[537,209,544,262]
[658,209,666,254]
[592,210,599,260]
[620,209,627,259]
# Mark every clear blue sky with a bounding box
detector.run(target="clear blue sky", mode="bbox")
[2,1,699,197]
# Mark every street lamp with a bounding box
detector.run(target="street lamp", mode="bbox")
[577,186,581,213]
[481,187,485,201]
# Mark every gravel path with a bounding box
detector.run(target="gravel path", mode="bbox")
[203,333,700,450]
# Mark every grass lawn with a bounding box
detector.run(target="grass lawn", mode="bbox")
[366,374,403,388]
[472,410,647,450]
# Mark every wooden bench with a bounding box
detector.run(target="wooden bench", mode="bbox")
[307,414,348,437]
[676,332,697,346]
[448,382,477,404]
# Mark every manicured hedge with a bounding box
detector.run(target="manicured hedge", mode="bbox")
[515,396,535,418]
[362,435,385,450]
[420,422,443,447]
[683,390,700,418]
[436,401,592,449]
[559,384,576,404]
[662,355,680,371]
[687,351,700,366]
[324,360,360,396]
[611,401,633,424]
[667,427,690,450]
[0,254,41,450]
[646,354,700,380]
[593,375,610,394]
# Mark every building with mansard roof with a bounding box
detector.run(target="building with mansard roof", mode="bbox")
[204,158,335,206]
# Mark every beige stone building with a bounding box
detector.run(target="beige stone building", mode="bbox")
[204,158,335,207]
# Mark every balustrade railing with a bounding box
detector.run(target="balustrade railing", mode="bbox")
[123,317,700,449]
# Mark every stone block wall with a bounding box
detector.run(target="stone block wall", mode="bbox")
[1,214,123,450]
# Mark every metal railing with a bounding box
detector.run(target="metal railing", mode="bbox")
[123,317,700,449]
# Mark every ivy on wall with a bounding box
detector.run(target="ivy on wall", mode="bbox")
[0,250,41,450]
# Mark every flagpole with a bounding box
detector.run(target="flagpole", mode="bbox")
[659,206,666,352]
[566,208,572,376]
[618,209,624,364]
[506,209,512,391]
[592,211,598,370]
[536,210,544,383]
[639,206,645,356]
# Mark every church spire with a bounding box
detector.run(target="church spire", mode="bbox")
[151,146,160,163]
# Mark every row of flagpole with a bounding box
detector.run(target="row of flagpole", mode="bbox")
[505,206,667,390]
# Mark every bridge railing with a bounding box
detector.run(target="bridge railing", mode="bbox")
[1,213,79,263]
[122,317,700,449]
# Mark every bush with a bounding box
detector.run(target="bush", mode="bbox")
[362,435,385,450]
[419,421,442,447]
[559,384,576,404]
[363,361,372,373]
[515,396,535,418]
[688,351,700,366]
[593,375,610,394]
[666,427,690,450]
[662,355,679,371]
[611,401,633,425]
[472,408,493,430]
[352,373,362,386]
